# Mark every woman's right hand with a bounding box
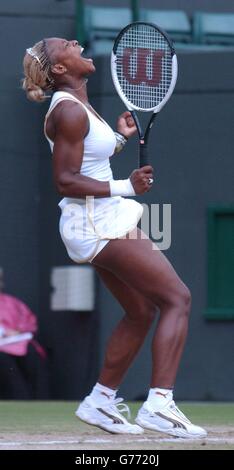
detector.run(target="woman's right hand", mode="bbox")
[130,166,154,194]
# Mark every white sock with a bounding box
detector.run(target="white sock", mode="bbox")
[88,382,117,405]
[146,387,173,410]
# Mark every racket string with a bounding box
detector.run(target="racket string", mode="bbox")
[115,24,173,109]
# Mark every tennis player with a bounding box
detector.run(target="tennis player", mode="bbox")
[22,38,206,438]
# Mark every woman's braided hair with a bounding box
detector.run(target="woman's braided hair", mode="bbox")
[22,39,55,102]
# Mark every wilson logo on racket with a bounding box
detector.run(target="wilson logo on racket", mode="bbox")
[122,48,165,87]
[111,22,178,166]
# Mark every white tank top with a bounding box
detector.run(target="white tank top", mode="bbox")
[44,91,143,240]
[44,91,116,182]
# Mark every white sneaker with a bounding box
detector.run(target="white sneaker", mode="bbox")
[76,396,144,434]
[136,400,207,439]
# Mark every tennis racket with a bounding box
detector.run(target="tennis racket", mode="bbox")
[111,22,178,168]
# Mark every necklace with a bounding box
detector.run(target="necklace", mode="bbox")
[62,78,88,93]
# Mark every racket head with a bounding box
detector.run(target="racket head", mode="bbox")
[111,22,178,113]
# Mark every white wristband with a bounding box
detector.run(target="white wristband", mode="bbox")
[109,178,136,197]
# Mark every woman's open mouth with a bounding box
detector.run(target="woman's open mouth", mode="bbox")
[80,46,93,63]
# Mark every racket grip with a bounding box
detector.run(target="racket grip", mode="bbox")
[140,143,149,168]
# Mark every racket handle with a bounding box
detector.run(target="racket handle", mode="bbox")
[140,143,149,168]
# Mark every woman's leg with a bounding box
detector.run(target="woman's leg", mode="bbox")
[76,265,154,434]
[88,229,206,438]
[92,228,191,389]
[94,265,156,389]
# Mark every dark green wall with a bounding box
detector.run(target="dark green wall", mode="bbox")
[92,52,234,401]
[0,4,99,399]
[0,1,234,400]
[1,0,233,16]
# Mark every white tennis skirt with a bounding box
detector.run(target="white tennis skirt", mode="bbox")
[59,196,143,264]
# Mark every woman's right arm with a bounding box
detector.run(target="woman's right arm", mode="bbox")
[52,101,153,198]
[52,101,111,198]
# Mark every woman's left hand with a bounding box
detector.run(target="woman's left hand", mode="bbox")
[117,111,137,139]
